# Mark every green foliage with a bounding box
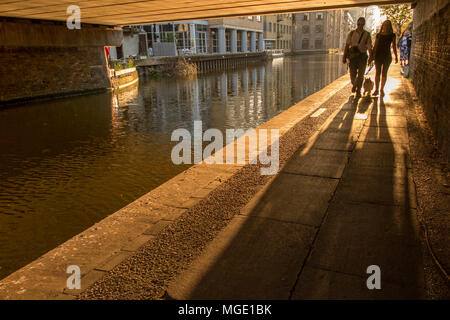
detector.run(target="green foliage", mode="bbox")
[112,58,136,72]
[163,33,176,42]
[381,4,412,35]
[161,57,197,78]
[112,61,124,71]
[148,68,160,78]
[174,57,197,78]
[127,57,136,68]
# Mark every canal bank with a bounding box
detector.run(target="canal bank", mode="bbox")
[0,66,351,299]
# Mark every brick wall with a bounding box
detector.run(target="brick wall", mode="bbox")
[0,46,111,103]
[411,0,450,158]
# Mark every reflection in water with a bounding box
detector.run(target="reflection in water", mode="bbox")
[0,54,346,279]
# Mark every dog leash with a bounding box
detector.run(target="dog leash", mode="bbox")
[365,62,375,75]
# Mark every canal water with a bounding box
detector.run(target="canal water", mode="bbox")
[0,54,347,279]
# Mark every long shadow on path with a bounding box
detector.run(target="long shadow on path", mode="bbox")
[168,73,424,299]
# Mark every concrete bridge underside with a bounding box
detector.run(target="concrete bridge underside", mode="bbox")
[0,0,411,25]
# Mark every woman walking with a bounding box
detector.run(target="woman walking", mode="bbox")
[397,30,409,66]
[370,20,398,97]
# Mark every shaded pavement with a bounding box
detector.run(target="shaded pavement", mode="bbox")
[168,65,425,299]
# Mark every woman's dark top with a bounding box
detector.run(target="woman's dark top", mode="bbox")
[375,33,395,61]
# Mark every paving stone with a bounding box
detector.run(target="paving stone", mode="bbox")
[292,266,424,300]
[168,216,316,300]
[246,173,338,226]
[307,201,423,288]
[284,148,350,179]
[365,115,408,128]
[121,235,155,252]
[313,129,359,151]
[63,269,106,297]
[335,166,415,207]
[326,201,420,245]
[349,142,411,169]
[94,251,133,272]
[371,104,405,116]
[359,126,409,144]
[340,97,373,114]
[326,118,365,131]
[143,220,172,236]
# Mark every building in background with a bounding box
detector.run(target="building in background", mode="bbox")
[110,8,379,59]
[293,9,358,53]
[263,14,293,52]
[263,15,277,50]
[133,17,265,56]
[293,11,328,53]
[142,20,209,56]
[109,26,148,60]
[208,16,264,54]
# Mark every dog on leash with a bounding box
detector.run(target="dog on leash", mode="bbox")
[363,77,374,96]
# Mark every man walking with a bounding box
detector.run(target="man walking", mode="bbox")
[343,17,373,98]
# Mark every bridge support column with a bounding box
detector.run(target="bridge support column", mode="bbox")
[250,31,257,52]
[0,20,122,104]
[218,27,226,54]
[230,29,237,53]
[189,24,197,54]
[241,30,248,53]
[258,32,265,52]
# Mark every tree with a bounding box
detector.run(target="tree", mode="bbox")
[380,4,412,36]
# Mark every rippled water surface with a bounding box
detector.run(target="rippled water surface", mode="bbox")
[0,54,346,279]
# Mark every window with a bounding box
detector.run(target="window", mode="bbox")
[269,22,272,32]
[316,13,324,20]
[302,25,310,33]
[248,16,253,20]
[315,39,323,48]
[226,30,231,52]
[315,25,323,33]
[302,39,309,49]
[303,13,309,21]
[256,16,261,22]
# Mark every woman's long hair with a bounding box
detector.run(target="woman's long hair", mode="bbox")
[380,20,394,34]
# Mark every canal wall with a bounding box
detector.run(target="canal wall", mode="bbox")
[0,20,122,104]
[410,0,450,159]
[293,50,329,55]
[136,52,268,77]
[0,71,351,299]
